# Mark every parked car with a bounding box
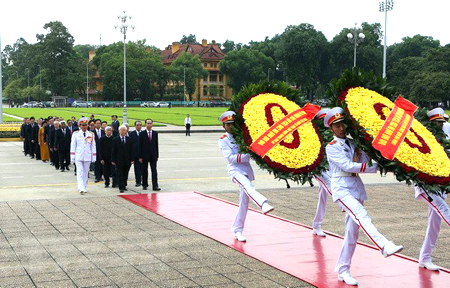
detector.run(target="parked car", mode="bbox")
[209,100,228,107]
[140,101,156,108]
[43,101,55,108]
[113,102,124,107]
[91,102,107,107]
[72,101,89,108]
[23,101,43,108]
[155,102,169,107]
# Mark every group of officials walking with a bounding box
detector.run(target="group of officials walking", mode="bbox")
[20,115,161,194]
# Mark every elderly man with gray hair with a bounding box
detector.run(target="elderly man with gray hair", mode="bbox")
[99,126,117,188]
[111,125,133,193]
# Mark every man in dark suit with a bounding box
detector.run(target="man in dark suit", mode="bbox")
[45,118,55,165]
[49,121,60,170]
[54,121,72,171]
[20,118,29,156]
[111,115,120,132]
[71,116,78,130]
[100,127,117,188]
[139,119,160,191]
[112,126,133,193]
[130,121,143,187]
[93,119,105,182]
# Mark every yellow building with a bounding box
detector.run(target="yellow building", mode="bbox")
[161,39,233,101]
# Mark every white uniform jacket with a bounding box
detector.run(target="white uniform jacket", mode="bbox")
[218,132,254,181]
[326,137,377,202]
[443,122,450,139]
[70,130,96,162]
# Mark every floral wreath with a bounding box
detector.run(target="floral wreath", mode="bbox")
[328,69,450,194]
[231,81,328,185]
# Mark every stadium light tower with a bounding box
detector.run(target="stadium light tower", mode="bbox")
[114,10,135,124]
[379,0,394,79]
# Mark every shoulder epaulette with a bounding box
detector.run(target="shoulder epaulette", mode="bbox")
[73,130,79,133]
[220,134,227,139]
[329,140,337,145]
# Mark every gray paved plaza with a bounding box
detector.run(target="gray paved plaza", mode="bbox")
[0,133,449,287]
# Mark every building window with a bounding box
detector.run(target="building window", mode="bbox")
[203,86,208,96]
[209,72,218,83]
[219,74,223,83]
[203,63,208,67]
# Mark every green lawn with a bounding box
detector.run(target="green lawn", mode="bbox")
[3,107,228,126]
[1,115,21,122]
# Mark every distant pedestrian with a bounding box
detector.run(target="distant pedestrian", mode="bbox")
[184,114,192,136]
[20,118,29,156]
[93,119,105,182]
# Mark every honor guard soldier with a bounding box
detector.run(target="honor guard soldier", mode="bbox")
[325,107,403,286]
[413,108,450,271]
[312,108,332,237]
[71,117,97,194]
[218,111,274,242]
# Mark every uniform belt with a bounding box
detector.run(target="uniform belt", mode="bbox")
[333,172,358,177]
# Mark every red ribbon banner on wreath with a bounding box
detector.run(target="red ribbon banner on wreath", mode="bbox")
[372,96,418,160]
[250,104,320,157]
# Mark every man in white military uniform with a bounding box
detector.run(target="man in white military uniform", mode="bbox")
[71,117,96,194]
[413,107,450,271]
[325,107,403,286]
[218,111,274,242]
[443,113,450,138]
[312,108,332,237]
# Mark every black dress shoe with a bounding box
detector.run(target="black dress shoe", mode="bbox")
[60,169,65,172]
[94,179,100,183]
[152,187,161,191]
[119,189,124,193]
[105,184,109,188]
[124,188,128,191]
[112,185,117,188]
[66,167,70,171]
[135,183,141,187]
[142,186,148,190]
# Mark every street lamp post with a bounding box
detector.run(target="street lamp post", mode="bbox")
[26,68,30,102]
[38,65,42,101]
[86,62,89,102]
[379,0,394,79]
[114,10,135,124]
[267,68,271,82]
[347,22,365,68]
[183,66,187,103]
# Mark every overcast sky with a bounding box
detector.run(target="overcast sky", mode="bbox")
[1,0,449,52]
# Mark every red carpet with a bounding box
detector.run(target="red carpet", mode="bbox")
[120,192,450,287]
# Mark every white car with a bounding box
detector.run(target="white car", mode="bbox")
[140,101,156,108]
[155,102,169,107]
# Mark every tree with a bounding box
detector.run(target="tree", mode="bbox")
[409,72,450,106]
[170,52,207,101]
[221,40,243,54]
[180,34,198,44]
[388,35,440,66]
[219,48,275,93]
[36,21,80,96]
[3,79,24,102]
[275,23,329,100]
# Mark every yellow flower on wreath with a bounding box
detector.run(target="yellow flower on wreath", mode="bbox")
[345,87,450,178]
[241,93,322,169]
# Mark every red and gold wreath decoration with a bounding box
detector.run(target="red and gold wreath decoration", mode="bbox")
[340,87,450,185]
[239,93,324,175]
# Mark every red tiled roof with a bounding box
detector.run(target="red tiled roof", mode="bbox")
[161,43,225,64]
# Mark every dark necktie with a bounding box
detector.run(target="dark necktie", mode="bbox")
[148,131,152,142]
[63,129,65,136]
[345,139,350,148]
[122,137,125,144]
[83,132,86,137]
